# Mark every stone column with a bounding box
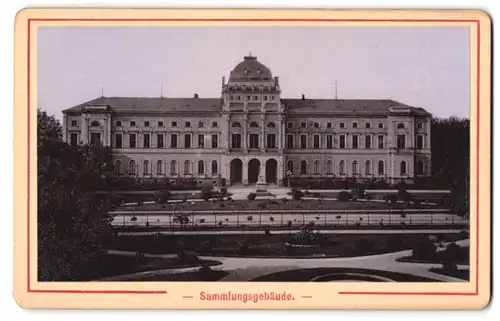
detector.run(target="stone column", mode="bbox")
[81,114,88,144]
[106,115,111,147]
[243,113,248,149]
[242,160,248,185]
[260,114,265,150]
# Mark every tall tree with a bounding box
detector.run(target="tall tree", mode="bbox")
[431,116,470,216]
[37,110,113,281]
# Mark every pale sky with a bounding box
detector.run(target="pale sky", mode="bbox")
[37,26,470,120]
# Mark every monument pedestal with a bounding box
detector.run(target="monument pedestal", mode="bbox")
[255,175,273,197]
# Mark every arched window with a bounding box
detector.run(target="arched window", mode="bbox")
[397,123,405,129]
[211,160,218,174]
[416,160,424,175]
[300,160,307,175]
[184,160,191,175]
[115,160,122,174]
[365,160,372,175]
[378,161,384,175]
[129,160,136,175]
[352,160,359,175]
[267,122,276,128]
[313,160,320,175]
[249,122,259,128]
[198,160,205,174]
[90,120,100,127]
[339,161,345,175]
[143,160,150,175]
[287,160,294,174]
[156,160,163,175]
[170,160,177,175]
[232,122,241,128]
[326,160,333,175]
[400,161,407,175]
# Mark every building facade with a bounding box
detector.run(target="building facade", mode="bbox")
[62,55,432,186]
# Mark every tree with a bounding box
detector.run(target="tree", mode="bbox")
[37,110,113,281]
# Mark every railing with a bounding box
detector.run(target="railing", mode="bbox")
[111,210,468,230]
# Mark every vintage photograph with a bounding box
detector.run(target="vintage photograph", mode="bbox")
[37,25,471,284]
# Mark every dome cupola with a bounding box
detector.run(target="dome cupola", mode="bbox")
[229,55,273,82]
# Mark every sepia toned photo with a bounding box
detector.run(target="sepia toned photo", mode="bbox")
[14,8,491,310]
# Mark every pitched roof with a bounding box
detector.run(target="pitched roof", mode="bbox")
[62,97,222,114]
[282,99,430,116]
[63,96,430,116]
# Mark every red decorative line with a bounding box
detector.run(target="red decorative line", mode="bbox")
[338,292,478,296]
[28,18,479,23]
[30,289,166,294]
[26,17,482,296]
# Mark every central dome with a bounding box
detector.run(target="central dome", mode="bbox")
[229,55,273,82]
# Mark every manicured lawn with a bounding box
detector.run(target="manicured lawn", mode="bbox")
[250,267,437,282]
[81,254,221,281]
[113,199,439,213]
[397,246,470,265]
[429,268,470,281]
[102,270,230,282]
[106,233,465,258]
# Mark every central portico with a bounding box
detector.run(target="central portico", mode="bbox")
[223,156,284,186]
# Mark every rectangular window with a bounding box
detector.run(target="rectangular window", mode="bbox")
[300,134,307,149]
[198,121,205,128]
[353,122,358,128]
[158,121,164,127]
[144,121,150,127]
[365,135,372,149]
[129,133,136,148]
[267,134,276,149]
[198,134,205,148]
[184,134,191,148]
[378,135,384,149]
[143,133,150,148]
[185,122,191,128]
[157,134,164,148]
[326,135,333,149]
[352,135,358,149]
[365,123,371,129]
[211,134,218,148]
[247,96,251,100]
[114,133,122,148]
[71,120,77,127]
[417,122,423,129]
[254,96,258,101]
[231,134,241,148]
[70,133,78,146]
[314,122,319,128]
[397,135,406,149]
[172,121,177,127]
[264,96,268,101]
[130,121,136,127]
[115,120,121,127]
[171,134,178,148]
[340,122,345,129]
[327,122,332,128]
[416,135,424,149]
[287,122,294,129]
[300,122,307,128]
[313,135,320,149]
[90,133,101,146]
[287,135,294,149]
[211,121,218,128]
[249,134,259,148]
[339,135,346,149]
[271,96,275,101]
[378,122,384,129]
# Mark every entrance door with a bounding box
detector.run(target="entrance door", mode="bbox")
[248,159,260,184]
[265,159,278,184]
[230,159,243,184]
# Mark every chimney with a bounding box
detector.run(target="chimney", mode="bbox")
[302,94,305,100]
[194,93,199,99]
[274,76,279,86]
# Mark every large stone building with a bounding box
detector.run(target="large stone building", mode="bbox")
[62,55,432,186]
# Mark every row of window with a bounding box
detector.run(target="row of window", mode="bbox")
[113,133,219,149]
[286,159,426,176]
[70,119,426,130]
[115,159,219,176]
[229,95,276,101]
